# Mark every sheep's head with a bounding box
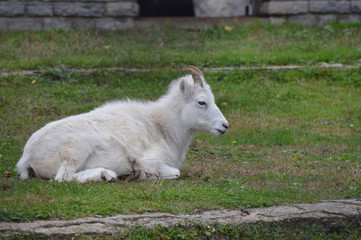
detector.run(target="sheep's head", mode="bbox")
[180,66,229,136]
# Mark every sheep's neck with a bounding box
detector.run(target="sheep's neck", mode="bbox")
[154,99,194,165]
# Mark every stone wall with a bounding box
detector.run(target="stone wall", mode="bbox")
[0,0,360,30]
[0,0,139,30]
[260,0,361,25]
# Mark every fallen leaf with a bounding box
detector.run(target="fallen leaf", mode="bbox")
[4,171,11,178]
[224,26,233,31]
[2,183,11,191]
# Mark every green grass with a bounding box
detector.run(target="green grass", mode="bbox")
[0,22,361,71]
[1,67,360,223]
[3,220,361,239]
[109,220,361,240]
[1,23,361,232]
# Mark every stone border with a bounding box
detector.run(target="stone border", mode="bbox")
[0,199,360,237]
[0,63,360,78]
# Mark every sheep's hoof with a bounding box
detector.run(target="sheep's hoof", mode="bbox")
[125,170,147,182]
[138,171,147,181]
[146,173,159,181]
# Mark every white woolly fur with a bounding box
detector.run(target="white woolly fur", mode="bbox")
[16,72,229,183]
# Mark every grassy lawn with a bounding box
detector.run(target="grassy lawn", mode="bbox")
[0,22,361,230]
[0,22,361,71]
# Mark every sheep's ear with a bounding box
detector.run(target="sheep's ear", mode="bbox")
[180,78,185,92]
[179,78,192,96]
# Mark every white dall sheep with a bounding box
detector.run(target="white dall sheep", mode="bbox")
[16,66,229,183]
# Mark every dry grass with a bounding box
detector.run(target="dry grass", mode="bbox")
[183,142,361,193]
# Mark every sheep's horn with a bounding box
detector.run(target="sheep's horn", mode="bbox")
[182,65,205,88]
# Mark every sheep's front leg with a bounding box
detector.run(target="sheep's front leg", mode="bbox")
[132,166,180,180]
[55,162,77,182]
[74,168,118,183]
[135,153,180,180]
[156,164,180,179]
[54,145,94,182]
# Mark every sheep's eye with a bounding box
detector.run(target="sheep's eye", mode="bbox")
[198,101,206,106]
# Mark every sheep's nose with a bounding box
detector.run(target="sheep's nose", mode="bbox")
[223,123,229,130]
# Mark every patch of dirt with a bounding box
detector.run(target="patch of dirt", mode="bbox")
[1,64,360,78]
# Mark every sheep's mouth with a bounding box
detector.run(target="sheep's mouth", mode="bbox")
[216,129,226,135]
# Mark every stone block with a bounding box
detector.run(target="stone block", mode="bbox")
[269,17,286,24]
[54,3,105,17]
[288,14,318,25]
[0,2,25,17]
[317,14,338,25]
[95,18,134,30]
[73,18,95,30]
[63,0,137,2]
[43,17,72,30]
[260,1,308,15]
[351,1,361,13]
[193,0,248,17]
[106,2,139,17]
[310,1,350,13]
[27,2,53,17]
[0,18,7,31]
[8,18,43,30]
[339,14,361,23]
